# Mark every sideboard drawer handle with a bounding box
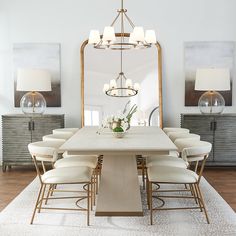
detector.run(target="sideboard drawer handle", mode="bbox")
[214,121,217,131]
[210,121,213,131]
[28,121,31,131]
[32,121,35,131]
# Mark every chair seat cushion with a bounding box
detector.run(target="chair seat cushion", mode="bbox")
[41,166,93,184]
[55,156,98,169]
[147,166,198,184]
[146,156,188,168]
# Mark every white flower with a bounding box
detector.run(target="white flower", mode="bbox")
[114,117,119,122]
[122,122,129,131]
[107,116,113,123]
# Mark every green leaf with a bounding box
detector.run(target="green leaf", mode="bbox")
[113,127,124,132]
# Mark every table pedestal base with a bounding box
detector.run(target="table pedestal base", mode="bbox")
[95,154,143,216]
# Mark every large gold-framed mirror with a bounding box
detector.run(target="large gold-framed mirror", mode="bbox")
[80,34,163,128]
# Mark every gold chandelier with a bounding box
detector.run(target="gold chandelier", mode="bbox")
[88,0,157,50]
[103,50,140,97]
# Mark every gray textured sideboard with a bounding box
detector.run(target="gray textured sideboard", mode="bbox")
[181,113,236,166]
[2,114,64,172]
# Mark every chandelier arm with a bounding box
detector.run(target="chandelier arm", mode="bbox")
[110,12,121,27]
[123,12,135,29]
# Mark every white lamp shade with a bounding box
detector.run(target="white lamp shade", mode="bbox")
[126,79,133,88]
[129,33,137,44]
[88,30,100,44]
[103,83,109,93]
[111,89,118,96]
[195,68,230,91]
[110,79,117,88]
[17,69,51,91]
[132,27,145,42]
[134,83,140,90]
[102,26,116,42]
[145,30,156,44]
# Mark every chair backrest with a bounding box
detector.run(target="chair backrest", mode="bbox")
[28,140,64,163]
[53,128,79,135]
[163,127,189,136]
[174,138,203,153]
[169,132,200,142]
[42,133,72,142]
[181,141,212,162]
[181,141,212,182]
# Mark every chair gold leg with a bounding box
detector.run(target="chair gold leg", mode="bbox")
[41,161,46,173]
[93,175,96,206]
[189,184,198,204]
[38,184,46,213]
[90,178,93,211]
[87,183,90,226]
[142,158,145,190]
[45,184,53,205]
[149,181,153,225]
[95,167,99,194]
[30,184,43,224]
[146,177,150,209]
[196,184,210,224]
[193,184,203,211]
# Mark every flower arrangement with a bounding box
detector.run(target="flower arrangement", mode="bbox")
[103,101,137,133]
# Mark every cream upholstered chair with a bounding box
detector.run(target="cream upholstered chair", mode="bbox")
[142,133,197,189]
[143,133,201,186]
[163,127,189,136]
[147,141,212,225]
[28,141,93,226]
[42,132,99,205]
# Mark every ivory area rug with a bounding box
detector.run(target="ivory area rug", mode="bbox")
[0,177,235,236]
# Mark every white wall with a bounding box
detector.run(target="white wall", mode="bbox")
[0,0,236,163]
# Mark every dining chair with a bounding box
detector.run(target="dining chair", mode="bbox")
[28,142,93,226]
[42,133,99,206]
[142,133,201,188]
[147,141,212,225]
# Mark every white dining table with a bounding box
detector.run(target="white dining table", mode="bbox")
[60,126,177,216]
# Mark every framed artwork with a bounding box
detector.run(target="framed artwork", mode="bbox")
[13,43,61,107]
[184,41,234,106]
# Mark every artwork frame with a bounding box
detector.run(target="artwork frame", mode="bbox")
[184,41,234,106]
[13,43,61,107]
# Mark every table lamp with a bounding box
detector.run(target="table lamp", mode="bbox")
[195,68,230,114]
[17,69,51,114]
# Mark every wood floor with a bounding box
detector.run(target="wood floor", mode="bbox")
[0,167,235,212]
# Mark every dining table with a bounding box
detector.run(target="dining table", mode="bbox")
[60,126,177,217]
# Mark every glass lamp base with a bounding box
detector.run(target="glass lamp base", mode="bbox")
[198,91,225,114]
[20,91,46,115]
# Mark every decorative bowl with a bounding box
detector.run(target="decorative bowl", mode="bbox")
[112,131,126,138]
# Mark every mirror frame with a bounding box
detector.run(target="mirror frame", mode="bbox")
[80,33,163,128]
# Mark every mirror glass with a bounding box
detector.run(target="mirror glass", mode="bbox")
[83,45,161,127]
